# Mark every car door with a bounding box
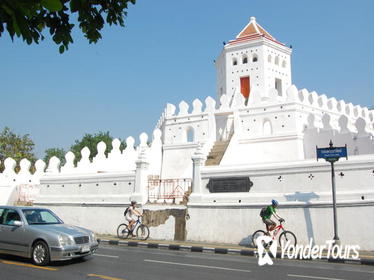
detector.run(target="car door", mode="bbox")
[0,208,28,256]
[0,207,7,251]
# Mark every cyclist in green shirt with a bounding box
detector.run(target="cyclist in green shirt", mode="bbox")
[262,199,284,235]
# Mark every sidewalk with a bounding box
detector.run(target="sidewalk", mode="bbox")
[97,234,374,266]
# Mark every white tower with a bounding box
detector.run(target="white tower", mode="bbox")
[215,17,292,104]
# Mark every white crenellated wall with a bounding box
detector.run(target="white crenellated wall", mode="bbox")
[0,158,45,205]
[0,130,163,206]
[158,97,217,179]
[157,83,374,172]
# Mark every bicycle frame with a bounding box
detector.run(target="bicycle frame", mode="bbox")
[270,222,285,240]
[128,217,142,233]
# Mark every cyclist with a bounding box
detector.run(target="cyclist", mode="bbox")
[125,201,142,237]
[262,199,284,235]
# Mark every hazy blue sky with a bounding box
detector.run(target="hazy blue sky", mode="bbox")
[1,0,373,158]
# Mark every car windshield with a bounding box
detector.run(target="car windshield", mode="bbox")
[22,209,62,225]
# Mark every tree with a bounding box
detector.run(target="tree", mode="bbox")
[0,127,36,172]
[43,147,66,166]
[0,0,136,53]
[70,131,126,164]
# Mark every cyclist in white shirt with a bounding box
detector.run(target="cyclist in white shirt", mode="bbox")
[125,201,142,237]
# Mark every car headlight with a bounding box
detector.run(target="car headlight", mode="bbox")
[58,235,74,246]
[89,232,97,243]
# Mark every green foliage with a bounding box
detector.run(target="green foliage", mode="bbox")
[0,0,136,53]
[0,127,36,172]
[43,147,66,166]
[70,131,126,164]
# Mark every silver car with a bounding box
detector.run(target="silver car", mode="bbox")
[0,206,99,265]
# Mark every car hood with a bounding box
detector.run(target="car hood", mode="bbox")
[30,224,91,236]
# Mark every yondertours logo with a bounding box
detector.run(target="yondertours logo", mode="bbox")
[255,238,360,266]
[256,236,277,266]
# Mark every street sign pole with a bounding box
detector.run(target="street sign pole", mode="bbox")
[329,159,340,244]
[316,140,347,245]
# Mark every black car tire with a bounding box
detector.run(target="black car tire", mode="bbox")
[31,240,50,266]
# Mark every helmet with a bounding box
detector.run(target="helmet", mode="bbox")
[271,199,279,207]
[131,201,137,205]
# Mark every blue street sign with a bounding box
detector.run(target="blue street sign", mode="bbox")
[316,146,347,160]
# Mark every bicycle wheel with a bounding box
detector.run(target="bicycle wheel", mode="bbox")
[136,224,150,240]
[117,223,130,239]
[279,231,297,247]
[251,230,266,248]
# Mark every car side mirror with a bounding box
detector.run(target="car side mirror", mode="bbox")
[12,221,23,227]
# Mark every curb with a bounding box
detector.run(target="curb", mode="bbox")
[98,238,253,257]
[97,239,374,266]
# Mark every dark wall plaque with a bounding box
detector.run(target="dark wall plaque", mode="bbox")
[207,177,253,193]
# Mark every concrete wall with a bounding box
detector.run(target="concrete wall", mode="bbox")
[187,154,374,249]
[186,202,374,249]
[36,203,185,241]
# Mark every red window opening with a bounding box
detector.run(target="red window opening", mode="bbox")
[240,76,250,98]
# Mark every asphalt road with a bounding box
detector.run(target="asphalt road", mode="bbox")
[1,244,374,280]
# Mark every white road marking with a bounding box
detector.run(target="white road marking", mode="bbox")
[94,253,119,258]
[288,274,347,280]
[144,259,251,273]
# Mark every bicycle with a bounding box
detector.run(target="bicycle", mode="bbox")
[251,219,297,248]
[117,216,150,240]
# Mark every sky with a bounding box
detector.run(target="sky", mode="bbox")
[1,0,373,159]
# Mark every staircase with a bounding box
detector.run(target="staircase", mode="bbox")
[205,140,231,166]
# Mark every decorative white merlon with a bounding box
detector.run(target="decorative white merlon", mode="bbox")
[178,101,189,115]
[18,159,31,177]
[77,147,91,172]
[34,160,46,175]
[46,156,61,174]
[4,158,16,176]
[286,85,298,102]
[317,94,328,110]
[327,97,338,112]
[192,99,203,114]
[219,94,229,110]
[92,141,107,172]
[61,151,75,173]
[166,103,176,117]
[298,89,309,104]
[231,90,245,109]
[308,91,319,106]
[205,96,216,112]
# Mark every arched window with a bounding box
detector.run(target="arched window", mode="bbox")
[232,58,237,66]
[242,56,248,64]
[252,54,258,62]
[282,60,286,68]
[263,120,273,135]
[275,56,279,65]
[268,55,272,63]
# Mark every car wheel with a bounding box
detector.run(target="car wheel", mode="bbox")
[32,241,50,266]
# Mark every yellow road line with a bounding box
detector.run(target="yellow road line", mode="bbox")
[1,260,57,271]
[87,273,126,280]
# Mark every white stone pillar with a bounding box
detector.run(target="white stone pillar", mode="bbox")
[189,144,206,203]
[131,148,149,205]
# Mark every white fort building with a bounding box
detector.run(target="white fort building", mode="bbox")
[1,17,374,248]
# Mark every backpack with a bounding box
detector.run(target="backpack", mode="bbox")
[124,207,130,216]
[260,207,268,218]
